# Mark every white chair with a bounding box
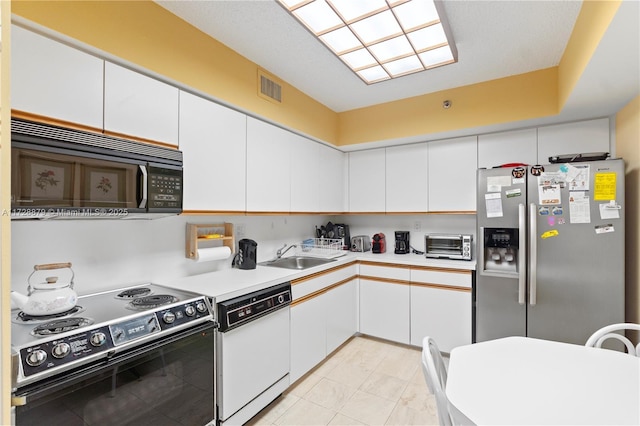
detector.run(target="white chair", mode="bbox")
[421,337,474,426]
[585,323,640,356]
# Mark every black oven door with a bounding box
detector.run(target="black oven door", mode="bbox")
[14,323,215,426]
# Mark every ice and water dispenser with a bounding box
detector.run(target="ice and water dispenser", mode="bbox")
[481,228,519,274]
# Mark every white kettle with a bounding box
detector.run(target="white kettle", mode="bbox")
[11,262,77,316]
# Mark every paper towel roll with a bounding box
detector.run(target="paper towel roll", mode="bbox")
[195,246,232,262]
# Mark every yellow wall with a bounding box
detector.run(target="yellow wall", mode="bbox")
[12,0,619,148]
[338,67,558,145]
[558,0,621,109]
[615,95,640,340]
[1,2,12,423]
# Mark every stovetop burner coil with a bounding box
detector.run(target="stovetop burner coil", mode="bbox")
[129,294,178,309]
[30,317,94,337]
[115,287,152,300]
[15,306,85,324]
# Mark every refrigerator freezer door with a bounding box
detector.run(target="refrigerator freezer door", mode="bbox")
[527,159,625,345]
[475,167,528,342]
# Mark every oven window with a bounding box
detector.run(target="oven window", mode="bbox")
[15,327,215,426]
[427,237,462,254]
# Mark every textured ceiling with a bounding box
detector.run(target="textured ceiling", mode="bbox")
[156,0,583,112]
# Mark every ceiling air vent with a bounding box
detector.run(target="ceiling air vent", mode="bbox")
[258,69,282,103]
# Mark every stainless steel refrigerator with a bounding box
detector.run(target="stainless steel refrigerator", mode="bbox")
[475,158,625,345]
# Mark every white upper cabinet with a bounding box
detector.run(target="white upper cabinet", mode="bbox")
[428,136,478,212]
[478,128,538,169]
[104,62,179,146]
[290,135,321,212]
[319,145,347,213]
[179,91,247,212]
[12,25,104,129]
[349,149,386,212]
[385,143,429,212]
[246,117,291,212]
[537,118,610,163]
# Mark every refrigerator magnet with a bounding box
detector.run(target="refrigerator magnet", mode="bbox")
[512,167,526,178]
[505,188,522,198]
[552,206,563,215]
[538,206,550,216]
[531,165,544,176]
[595,224,615,234]
[541,230,559,239]
[548,217,556,226]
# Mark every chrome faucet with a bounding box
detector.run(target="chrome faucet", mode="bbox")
[276,243,297,259]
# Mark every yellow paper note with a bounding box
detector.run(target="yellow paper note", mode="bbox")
[594,172,616,201]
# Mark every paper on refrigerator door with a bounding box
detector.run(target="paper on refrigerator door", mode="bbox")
[569,191,591,223]
[538,174,562,205]
[594,172,617,200]
[485,192,503,218]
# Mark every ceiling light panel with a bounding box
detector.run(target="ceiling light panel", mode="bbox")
[369,36,414,62]
[394,0,440,30]
[350,10,402,44]
[320,27,362,54]
[277,0,457,84]
[328,0,387,22]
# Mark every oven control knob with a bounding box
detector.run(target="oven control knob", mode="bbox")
[26,349,47,367]
[185,305,196,317]
[278,295,285,304]
[196,301,207,313]
[163,311,176,324]
[52,342,71,359]
[90,332,107,347]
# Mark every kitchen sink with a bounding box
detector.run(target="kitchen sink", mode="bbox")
[260,256,337,270]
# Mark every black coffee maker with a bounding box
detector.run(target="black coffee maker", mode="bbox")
[234,239,257,269]
[395,231,410,254]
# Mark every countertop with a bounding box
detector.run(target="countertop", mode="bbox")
[158,252,476,303]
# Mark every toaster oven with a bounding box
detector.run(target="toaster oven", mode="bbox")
[425,234,473,260]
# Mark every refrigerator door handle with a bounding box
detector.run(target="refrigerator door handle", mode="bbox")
[518,203,526,305]
[529,203,537,306]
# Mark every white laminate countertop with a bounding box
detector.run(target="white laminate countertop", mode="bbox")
[157,252,476,302]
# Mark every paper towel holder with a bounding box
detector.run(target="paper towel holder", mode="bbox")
[186,223,235,260]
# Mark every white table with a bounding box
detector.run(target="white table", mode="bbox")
[446,336,640,425]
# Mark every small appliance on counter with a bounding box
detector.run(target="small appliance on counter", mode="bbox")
[351,235,371,252]
[425,234,472,260]
[394,231,410,254]
[372,233,386,254]
[334,224,351,250]
[233,239,257,269]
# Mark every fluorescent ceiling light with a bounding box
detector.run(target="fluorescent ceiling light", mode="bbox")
[277,0,457,84]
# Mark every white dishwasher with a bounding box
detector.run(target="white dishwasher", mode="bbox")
[216,282,291,425]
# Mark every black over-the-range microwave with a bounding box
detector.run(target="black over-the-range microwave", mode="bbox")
[10,119,183,219]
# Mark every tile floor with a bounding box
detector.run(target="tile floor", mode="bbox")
[247,335,444,425]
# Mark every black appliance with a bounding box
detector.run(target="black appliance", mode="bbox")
[334,224,351,250]
[372,233,386,253]
[10,283,215,425]
[234,239,257,270]
[11,119,183,219]
[395,231,410,254]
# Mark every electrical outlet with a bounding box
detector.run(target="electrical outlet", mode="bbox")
[414,221,422,232]
[236,223,246,237]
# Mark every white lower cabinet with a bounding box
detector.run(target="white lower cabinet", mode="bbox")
[290,294,327,383]
[326,279,358,354]
[290,263,358,383]
[410,268,473,353]
[359,263,411,345]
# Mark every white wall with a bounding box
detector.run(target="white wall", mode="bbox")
[11,214,329,296]
[11,213,475,297]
